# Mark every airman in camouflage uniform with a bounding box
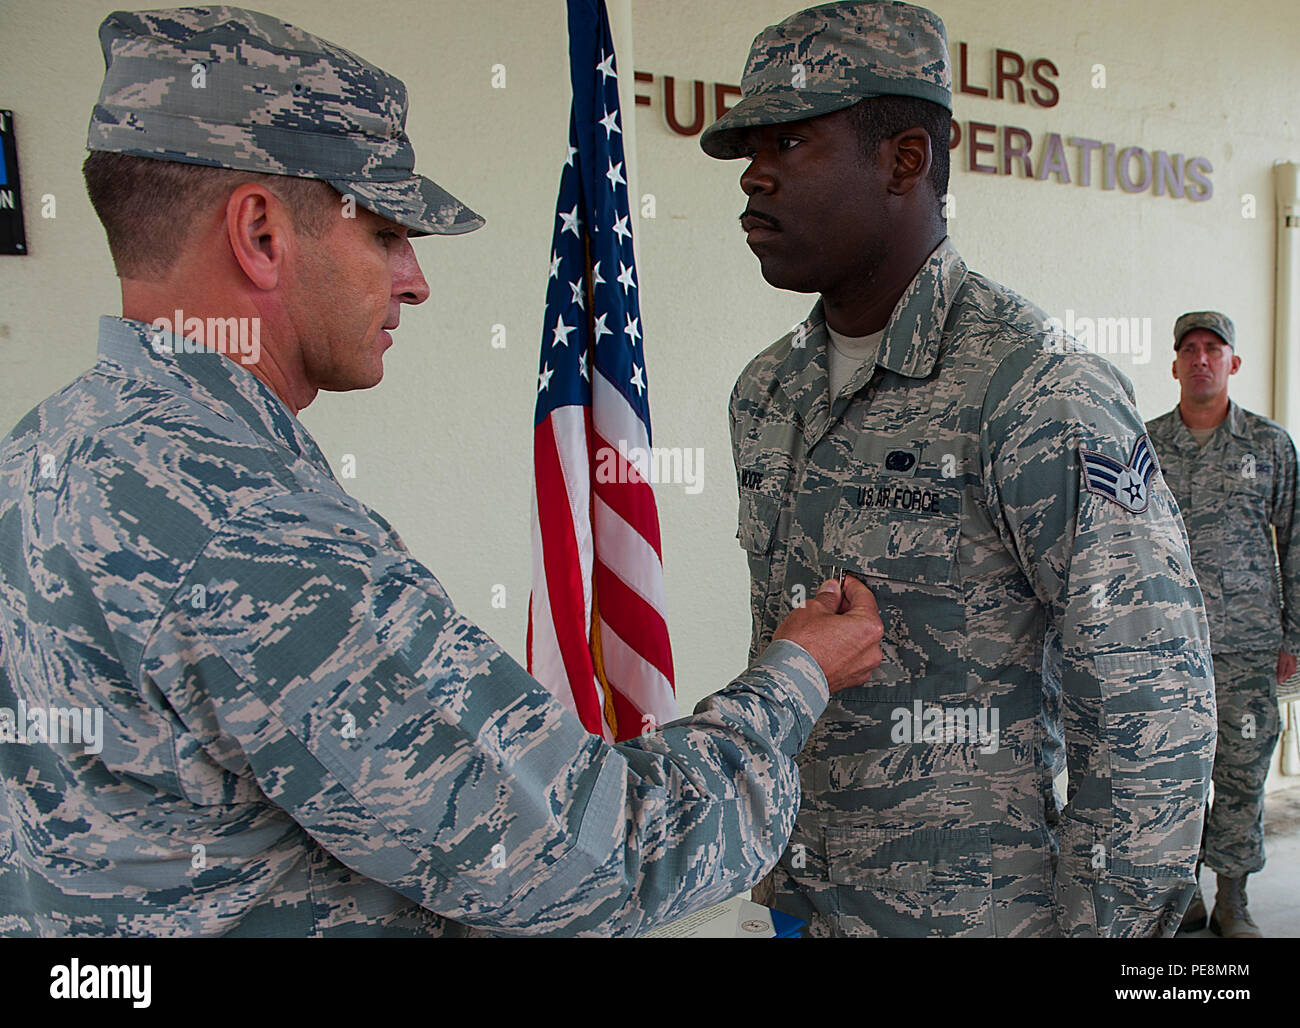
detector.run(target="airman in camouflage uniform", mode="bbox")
[1147,311,1299,938]
[0,6,885,937]
[703,1,1216,936]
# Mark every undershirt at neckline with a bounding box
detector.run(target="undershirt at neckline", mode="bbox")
[827,326,884,399]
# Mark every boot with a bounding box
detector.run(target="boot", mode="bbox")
[1179,884,1207,933]
[1209,874,1262,938]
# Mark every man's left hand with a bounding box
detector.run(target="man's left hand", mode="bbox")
[1277,650,1297,685]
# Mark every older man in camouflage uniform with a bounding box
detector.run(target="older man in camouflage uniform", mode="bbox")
[1147,312,1299,938]
[0,6,886,937]
[703,0,1216,937]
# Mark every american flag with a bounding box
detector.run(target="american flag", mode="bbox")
[526,0,677,742]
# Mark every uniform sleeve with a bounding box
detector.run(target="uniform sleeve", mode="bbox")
[140,487,828,936]
[728,375,745,462]
[1272,429,1300,654]
[729,371,767,664]
[981,346,1216,938]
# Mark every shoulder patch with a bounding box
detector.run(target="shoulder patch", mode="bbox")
[1080,434,1157,513]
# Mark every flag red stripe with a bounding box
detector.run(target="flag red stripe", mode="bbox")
[593,558,675,682]
[534,418,603,733]
[591,427,664,558]
[609,686,646,739]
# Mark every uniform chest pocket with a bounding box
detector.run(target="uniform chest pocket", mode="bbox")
[1226,474,1270,504]
[823,504,960,585]
[737,490,780,556]
[737,491,785,644]
[1227,470,1272,500]
[1225,475,1275,569]
[822,506,967,701]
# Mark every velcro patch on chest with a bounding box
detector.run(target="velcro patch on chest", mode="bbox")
[1080,433,1157,514]
[881,448,920,476]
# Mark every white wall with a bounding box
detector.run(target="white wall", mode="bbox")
[3,2,1299,774]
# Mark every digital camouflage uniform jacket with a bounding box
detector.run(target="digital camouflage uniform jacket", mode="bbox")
[1146,402,1300,656]
[731,239,1216,937]
[0,316,830,937]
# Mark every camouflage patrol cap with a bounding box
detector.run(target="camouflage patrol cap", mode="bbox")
[700,1,952,160]
[87,7,483,236]
[1174,311,1235,350]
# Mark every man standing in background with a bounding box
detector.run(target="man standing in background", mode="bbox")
[705,0,1216,936]
[1148,311,1300,938]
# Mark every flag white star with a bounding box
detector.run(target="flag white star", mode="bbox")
[617,261,637,294]
[568,279,585,309]
[612,214,631,244]
[559,205,581,237]
[565,143,577,167]
[552,315,576,348]
[596,51,616,82]
[630,363,645,396]
[624,313,640,344]
[578,350,590,381]
[606,159,625,190]
[599,107,621,139]
[549,251,561,280]
[591,261,605,286]
[538,364,554,392]
[592,312,612,343]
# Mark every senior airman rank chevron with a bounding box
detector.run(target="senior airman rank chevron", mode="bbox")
[1080,434,1157,513]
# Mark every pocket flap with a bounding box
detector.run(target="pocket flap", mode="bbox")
[822,506,960,586]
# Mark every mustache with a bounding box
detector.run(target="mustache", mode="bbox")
[739,208,781,231]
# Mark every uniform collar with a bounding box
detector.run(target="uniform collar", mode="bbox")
[95,316,333,473]
[773,237,968,448]
[1170,399,1249,448]
[1225,399,1251,439]
[877,236,968,379]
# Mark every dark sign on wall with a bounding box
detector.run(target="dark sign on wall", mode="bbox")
[1,110,29,255]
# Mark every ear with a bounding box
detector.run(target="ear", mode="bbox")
[887,125,932,198]
[1229,353,1241,375]
[225,184,292,291]
[1171,358,1179,381]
